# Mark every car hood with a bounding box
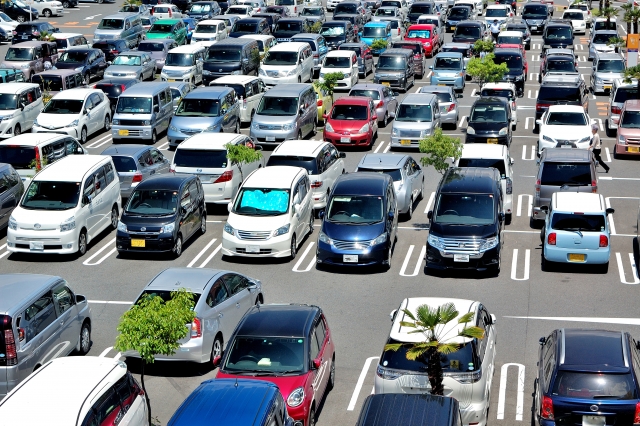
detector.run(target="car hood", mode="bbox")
[433,68,462,76]
[595,71,623,79]
[322,219,385,241]
[36,113,80,128]
[120,213,178,230]
[216,371,308,401]
[393,120,433,131]
[592,43,615,50]
[11,206,78,228]
[227,211,291,231]
[54,61,84,69]
[254,113,297,126]
[170,115,220,130]
[148,51,168,61]
[320,66,351,74]
[429,222,498,238]
[204,60,241,71]
[523,18,546,25]
[618,127,640,139]
[327,119,368,132]
[0,61,30,70]
[106,65,141,73]
[541,125,591,139]
[468,121,508,132]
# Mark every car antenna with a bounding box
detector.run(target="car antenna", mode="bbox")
[235,377,238,388]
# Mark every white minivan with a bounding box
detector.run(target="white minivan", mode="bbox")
[172,133,264,205]
[221,166,314,259]
[208,75,266,124]
[0,83,43,138]
[320,50,359,90]
[161,44,206,85]
[258,42,314,87]
[7,155,122,256]
[191,19,228,44]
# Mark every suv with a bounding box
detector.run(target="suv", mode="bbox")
[12,22,59,44]
[591,52,625,95]
[542,22,573,49]
[606,78,637,137]
[493,48,526,96]
[539,52,578,82]
[480,82,518,130]
[535,73,589,125]
[536,105,593,155]
[534,329,640,425]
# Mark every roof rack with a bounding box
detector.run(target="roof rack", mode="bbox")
[542,72,581,84]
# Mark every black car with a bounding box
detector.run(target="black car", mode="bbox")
[493,48,525,96]
[466,96,513,146]
[116,174,206,258]
[542,22,573,49]
[214,0,238,13]
[91,40,130,62]
[452,20,486,44]
[407,1,436,23]
[54,48,108,84]
[357,394,462,426]
[1,0,39,22]
[320,20,356,50]
[187,1,221,20]
[265,5,289,17]
[229,17,271,38]
[0,163,23,230]
[445,5,471,32]
[534,329,640,426]
[253,13,280,32]
[12,22,59,44]
[522,2,552,34]
[172,0,192,12]
[426,167,504,274]
[94,79,140,114]
[273,18,311,42]
[60,0,78,8]
[535,73,588,123]
[539,54,578,82]
[505,22,531,50]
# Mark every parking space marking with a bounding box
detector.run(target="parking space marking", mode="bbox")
[373,140,386,153]
[605,147,612,162]
[616,252,640,285]
[0,243,8,259]
[525,117,533,130]
[88,300,132,304]
[458,115,466,128]
[197,244,222,268]
[529,73,538,81]
[86,134,112,149]
[157,141,169,150]
[521,143,535,159]
[187,238,217,268]
[83,238,116,266]
[383,143,391,153]
[99,346,113,358]
[347,356,379,411]
[292,242,316,272]
[575,44,583,50]
[516,194,532,217]
[497,363,525,421]
[470,88,478,97]
[527,90,538,99]
[424,191,435,214]
[399,244,425,277]
[604,197,617,235]
[505,315,640,325]
[510,249,530,281]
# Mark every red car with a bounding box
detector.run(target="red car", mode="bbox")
[404,24,439,57]
[323,96,378,147]
[214,304,336,426]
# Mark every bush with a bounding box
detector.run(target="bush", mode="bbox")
[418,128,463,175]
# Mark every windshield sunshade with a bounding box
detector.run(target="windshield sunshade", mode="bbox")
[233,188,290,215]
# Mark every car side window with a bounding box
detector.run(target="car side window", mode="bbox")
[542,334,555,392]
[83,174,95,206]
[309,324,320,361]
[22,291,56,342]
[188,180,199,204]
[150,149,163,164]
[180,186,191,208]
[222,274,248,296]
[52,281,75,316]
[139,152,153,167]
[159,90,167,106]
[94,167,106,195]
[82,388,122,426]
[105,162,115,185]
[206,279,229,307]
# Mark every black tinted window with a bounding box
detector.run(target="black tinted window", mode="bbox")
[538,86,582,102]
[381,338,479,373]
[614,87,638,103]
[540,162,592,186]
[267,155,319,174]
[551,213,606,232]
[458,158,506,176]
[174,149,227,168]
[136,290,201,305]
[551,372,636,399]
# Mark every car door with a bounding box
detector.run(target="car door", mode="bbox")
[88,93,105,134]
[221,273,254,322]
[93,166,111,232]
[0,170,15,227]
[150,148,170,175]
[204,277,237,341]
[51,280,81,356]
[309,316,330,402]
[409,157,422,199]
[178,184,194,238]
[81,173,101,236]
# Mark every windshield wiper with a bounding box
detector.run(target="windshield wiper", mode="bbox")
[228,369,274,376]
[273,370,301,376]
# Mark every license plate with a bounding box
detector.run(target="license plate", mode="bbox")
[246,245,260,253]
[118,129,129,136]
[604,85,612,90]
[568,253,585,262]
[266,136,275,141]
[531,26,537,30]
[199,175,212,183]
[340,137,351,143]
[167,78,175,82]
[131,239,145,247]
[22,35,28,39]
[561,145,572,148]
[582,416,605,426]
[29,241,44,251]
[450,26,455,30]
[400,139,411,145]
[343,254,358,263]
[628,146,639,152]
[454,254,469,262]
[487,138,498,144]
[381,82,390,86]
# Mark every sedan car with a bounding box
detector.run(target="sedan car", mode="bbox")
[215,304,334,426]
[53,47,108,84]
[536,105,593,155]
[323,96,378,147]
[104,51,157,81]
[348,83,397,127]
[137,39,177,71]
[126,267,263,362]
[588,30,617,60]
[562,9,587,34]
[299,5,325,23]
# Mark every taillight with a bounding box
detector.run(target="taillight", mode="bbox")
[120,84,126,92]
[168,8,172,16]
[132,172,143,183]
[599,235,608,247]
[541,396,554,419]
[397,28,401,35]
[311,180,323,188]
[4,330,17,366]
[447,103,455,112]
[34,147,41,171]
[634,401,640,423]
[190,317,202,338]
[314,53,318,58]
[317,99,323,106]
[536,103,551,112]
[214,170,233,183]
[377,100,384,108]
[612,106,621,115]
[506,177,512,194]
[535,179,541,194]
[150,8,153,14]
[591,180,597,193]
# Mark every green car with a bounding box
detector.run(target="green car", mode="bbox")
[146,19,188,45]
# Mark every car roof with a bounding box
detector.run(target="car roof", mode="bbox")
[0,82,39,94]
[235,17,265,23]
[212,74,258,84]
[357,394,458,426]
[184,86,233,99]
[401,93,437,105]
[237,304,319,338]
[499,31,522,37]
[272,140,327,156]
[245,165,305,188]
[169,44,206,53]
[474,96,509,106]
[440,167,500,193]
[327,49,355,57]
[101,144,150,157]
[270,41,310,51]
[334,95,370,106]
[51,88,99,100]
[547,105,585,112]
[135,174,193,191]
[0,133,66,148]
[154,19,182,24]
[358,153,407,169]
[559,329,629,372]
[36,155,110,182]
[240,34,274,42]
[333,172,389,195]
[595,52,624,60]
[0,274,60,313]
[459,143,506,160]
[552,192,603,213]
[493,48,522,56]
[51,32,84,38]
[442,42,472,48]
[197,19,227,25]
[147,267,226,293]
[435,51,463,58]
[624,99,640,110]
[140,38,175,45]
[120,81,170,95]
[264,83,312,97]
[365,21,391,27]
[177,133,244,150]
[541,147,592,161]
[350,83,384,92]
[481,82,516,91]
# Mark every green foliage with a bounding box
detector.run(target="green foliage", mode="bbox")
[593,7,617,21]
[224,142,262,167]
[472,39,494,54]
[418,128,463,175]
[608,36,626,53]
[370,38,388,51]
[466,53,509,89]
[309,20,322,33]
[28,155,48,171]
[313,72,344,100]
[38,30,52,41]
[623,65,640,97]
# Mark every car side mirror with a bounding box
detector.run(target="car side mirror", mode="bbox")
[77,147,84,154]
[313,358,321,369]
[322,113,328,120]
[499,212,505,222]
[539,337,546,345]
[393,92,399,96]
[540,205,549,212]
[339,152,346,158]
[318,210,324,219]
[429,65,433,69]
[75,294,86,303]
[390,309,397,321]
[490,313,497,324]
[606,208,615,215]
[294,204,301,216]
[427,210,432,219]
[227,202,232,212]
[535,119,542,125]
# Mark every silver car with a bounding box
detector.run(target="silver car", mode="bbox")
[605,77,635,137]
[356,153,424,218]
[104,51,157,81]
[588,29,617,60]
[348,83,398,127]
[416,85,460,129]
[137,39,178,71]
[379,17,406,42]
[591,52,625,95]
[100,145,171,198]
[391,93,441,148]
[127,267,264,363]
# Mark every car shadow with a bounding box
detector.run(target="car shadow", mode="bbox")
[124,357,215,378]
[116,231,202,261]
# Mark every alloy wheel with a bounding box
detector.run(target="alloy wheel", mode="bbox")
[81,127,87,144]
[110,207,118,229]
[79,324,91,354]
[78,232,87,256]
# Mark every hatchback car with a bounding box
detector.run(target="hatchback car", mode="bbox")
[137,39,177,71]
[615,99,640,158]
[104,51,156,81]
[348,83,397,127]
[416,85,460,129]
[12,22,58,44]
[466,96,512,146]
[93,78,139,115]
[492,48,526,96]
[538,53,578,82]
[479,82,518,130]
[505,22,531,49]
[152,4,185,19]
[126,268,263,362]
[91,39,130,63]
[319,50,359,90]
[430,51,465,92]
[405,24,439,57]
[588,30,617,60]
[390,93,440,149]
[391,41,426,78]
[323,96,378,148]
[146,19,189,45]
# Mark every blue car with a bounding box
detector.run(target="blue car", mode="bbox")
[317,172,398,269]
[360,21,392,54]
[430,51,466,92]
[534,328,640,426]
[182,17,198,43]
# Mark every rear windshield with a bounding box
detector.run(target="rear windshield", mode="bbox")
[409,4,432,13]
[547,59,575,72]
[336,3,358,13]
[95,83,126,98]
[0,145,35,169]
[98,18,124,30]
[407,29,431,39]
[497,36,522,44]
[111,155,138,173]
[435,56,462,70]
[275,0,294,5]
[363,27,387,38]
[458,158,506,176]
[357,167,402,181]
[442,46,471,56]
[32,75,63,92]
[493,54,522,70]
[349,89,380,100]
[263,50,297,65]
[339,45,361,56]
[267,155,319,174]
[540,162,592,186]
[563,11,584,19]
[174,149,227,168]
[551,372,636,399]
[538,86,581,102]
[209,82,245,98]
[381,338,479,373]
[394,43,420,54]
[454,26,480,39]
[136,290,201,306]
[522,4,548,17]
[486,8,507,17]
[594,21,617,31]
[614,87,639,103]
[232,22,258,33]
[434,193,496,224]
[324,56,350,68]
[481,88,514,101]
[448,8,469,19]
[22,181,81,210]
[551,213,606,232]
[275,21,302,33]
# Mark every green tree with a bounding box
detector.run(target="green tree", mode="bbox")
[608,36,626,54]
[313,71,344,101]
[466,53,509,89]
[472,39,494,55]
[114,289,196,426]
[623,65,640,97]
[38,30,52,41]
[632,7,640,33]
[418,128,463,175]
[384,302,485,396]
[370,38,388,52]
[621,3,634,34]
[224,142,263,180]
[309,20,322,33]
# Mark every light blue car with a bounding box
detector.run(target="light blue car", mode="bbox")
[429,51,465,92]
[360,21,392,54]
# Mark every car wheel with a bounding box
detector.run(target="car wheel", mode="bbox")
[62,0,70,7]
[308,407,316,426]
[290,234,297,260]
[43,9,51,17]
[385,244,392,270]
[328,355,336,389]
[13,124,20,136]
[76,322,91,355]
[312,119,317,137]
[297,130,302,140]
[512,122,516,131]
[16,16,24,23]
[173,234,183,258]
[234,119,240,133]
[418,179,424,200]
[78,230,87,256]
[151,130,157,144]
[308,211,314,236]
[383,111,389,127]
[83,73,90,85]
[210,335,223,363]
[405,197,413,219]
[110,206,118,230]
[80,126,87,144]
[298,76,302,83]
[200,214,207,235]
[605,120,615,137]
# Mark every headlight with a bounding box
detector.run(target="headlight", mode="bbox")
[282,123,295,131]
[251,122,259,130]
[578,136,590,144]
[342,72,350,78]
[112,119,119,125]
[325,122,334,132]
[20,64,29,68]
[420,129,431,137]
[358,123,370,133]
[479,236,498,251]
[318,231,332,245]
[619,134,626,145]
[319,72,325,78]
[273,223,290,237]
[8,216,17,230]
[542,135,554,143]
[33,118,39,126]
[392,127,398,136]
[424,42,430,46]
[205,123,220,132]
[75,66,84,71]
[143,120,151,126]
[376,365,404,380]
[595,77,603,84]
[515,74,524,81]
[370,232,387,246]
[287,387,305,407]
[60,216,76,232]
[286,68,298,76]
[466,126,475,135]
[231,70,242,75]
[117,220,127,233]
[224,223,235,235]
[498,127,508,136]
[428,234,445,249]
[170,124,178,131]
[258,68,266,75]
[160,223,175,233]
[67,119,79,127]
[203,69,212,75]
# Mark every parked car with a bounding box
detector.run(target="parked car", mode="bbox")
[91,39,130,63]
[0,82,42,138]
[51,33,90,54]
[259,41,314,86]
[606,78,637,137]
[323,96,378,147]
[430,51,465,92]
[416,85,460,129]
[0,163,22,229]
[392,41,427,78]
[360,21,392,54]
[338,41,374,77]
[314,84,332,124]
[160,43,205,85]
[299,5,325,23]
[536,105,593,155]
[614,99,640,157]
[291,32,328,76]
[451,20,488,44]
[480,82,518,130]
[93,13,146,49]
[589,30,618,61]
[562,8,587,34]
[319,50,359,90]
[466,96,513,147]
[357,394,463,426]
[53,47,108,85]
[191,18,228,43]
[203,38,260,84]
[320,20,356,51]
[104,51,157,81]
[535,72,588,126]
[505,22,531,49]
[152,3,185,19]
[141,14,159,30]
[348,83,397,126]
[0,68,25,83]
[31,69,84,97]
[1,41,58,80]
[591,52,625,94]
[373,47,415,92]
[390,93,440,149]
[168,81,193,111]
[208,75,266,124]
[93,78,139,115]
[146,19,189,45]
[187,1,222,20]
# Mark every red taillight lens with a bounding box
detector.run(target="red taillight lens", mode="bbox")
[634,401,640,423]
[190,317,202,338]
[547,232,556,246]
[4,330,17,366]
[314,53,318,58]
[132,172,143,183]
[447,103,455,112]
[34,147,41,171]
[311,180,323,188]
[612,106,621,115]
[541,396,554,420]
[377,100,384,108]
[536,103,551,112]
[591,180,597,193]
[214,170,233,183]
[600,235,608,247]
[317,99,323,106]
[535,179,541,193]
[120,84,126,92]
[397,28,400,35]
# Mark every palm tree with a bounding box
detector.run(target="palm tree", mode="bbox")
[623,66,640,99]
[384,302,485,396]
[622,3,634,35]
[632,7,640,33]
[601,6,618,25]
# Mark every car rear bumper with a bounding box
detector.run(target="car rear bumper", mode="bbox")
[544,245,610,264]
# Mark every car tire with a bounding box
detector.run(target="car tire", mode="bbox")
[605,120,615,137]
[151,130,157,144]
[103,115,111,132]
[80,126,87,144]
[234,120,240,134]
[328,355,336,390]
[382,111,389,127]
[110,206,118,230]
[173,234,183,258]
[210,334,223,363]
[385,243,393,270]
[290,234,297,260]
[43,9,51,17]
[297,130,302,140]
[311,120,317,137]
[76,322,91,355]
[62,0,70,7]
[200,214,207,235]
[83,73,90,85]
[17,16,24,23]
[405,197,413,220]
[14,124,20,136]
[417,179,424,200]
[308,407,316,426]
[308,211,314,236]
[77,230,87,257]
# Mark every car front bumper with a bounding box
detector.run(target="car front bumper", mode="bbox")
[7,228,79,254]
[112,125,155,141]
[221,231,292,258]
[430,74,464,90]
[425,242,501,271]
[316,239,388,266]
[32,124,79,139]
[465,134,510,145]
[116,233,177,253]
[260,73,302,86]
[250,126,298,144]
[324,129,373,146]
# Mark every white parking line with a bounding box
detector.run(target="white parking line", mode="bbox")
[527,90,538,99]
[399,244,425,277]
[83,238,116,266]
[510,249,530,281]
[86,134,112,149]
[524,117,533,130]
[470,88,477,97]
[187,238,217,268]
[529,73,538,81]
[516,194,532,217]
[0,243,8,259]
[383,143,391,153]
[347,356,379,411]
[458,115,466,128]
[604,197,616,235]
[88,300,132,304]
[98,346,113,358]
[197,244,222,268]
[373,140,386,153]
[616,252,640,285]
[497,363,525,421]
[605,147,612,162]
[292,242,316,272]
[424,191,435,214]
[157,141,169,150]
[575,44,583,50]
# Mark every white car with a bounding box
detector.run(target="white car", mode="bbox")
[51,33,91,54]
[568,1,592,27]
[238,0,266,13]
[32,88,111,145]
[536,105,594,155]
[319,50,359,90]
[258,42,314,86]
[480,82,518,130]
[225,5,255,17]
[209,75,266,124]
[222,166,314,259]
[562,9,587,34]
[0,12,19,29]
[151,4,184,19]
[31,0,64,17]
[0,83,43,138]
[375,297,497,426]
[484,4,514,25]
[268,140,346,210]
[191,19,228,44]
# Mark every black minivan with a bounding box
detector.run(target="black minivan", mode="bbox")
[356,394,462,426]
[542,22,573,49]
[116,174,206,258]
[320,21,356,50]
[203,38,260,84]
[426,167,504,274]
[465,96,513,146]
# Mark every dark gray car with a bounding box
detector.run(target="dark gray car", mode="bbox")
[0,163,23,230]
[100,145,171,198]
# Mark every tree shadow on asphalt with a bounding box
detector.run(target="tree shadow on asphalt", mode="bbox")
[124,357,216,378]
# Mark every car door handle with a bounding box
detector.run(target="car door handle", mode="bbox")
[150,170,155,174]
[236,302,240,308]
[218,313,223,318]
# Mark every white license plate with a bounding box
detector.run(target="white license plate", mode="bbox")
[266,136,275,141]
[582,416,605,426]
[199,175,212,183]
[343,254,358,263]
[340,137,351,143]
[246,245,260,253]
[561,145,572,148]
[29,241,44,251]
[531,26,537,30]
[454,254,469,262]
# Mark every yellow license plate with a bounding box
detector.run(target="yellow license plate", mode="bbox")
[450,26,456,31]
[604,85,612,90]
[400,139,411,145]
[437,83,446,86]
[167,78,175,82]
[118,129,129,136]
[568,253,585,262]
[487,138,498,144]
[131,239,145,247]
[381,82,390,86]
[628,146,639,152]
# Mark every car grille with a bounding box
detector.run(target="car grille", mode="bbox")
[237,230,272,240]
[556,140,576,147]
[439,237,483,253]
[179,128,201,135]
[332,239,373,250]
[627,138,640,144]
[397,130,421,138]
[123,129,142,136]
[259,124,283,130]
[236,248,272,254]
[119,119,147,126]
[15,237,60,241]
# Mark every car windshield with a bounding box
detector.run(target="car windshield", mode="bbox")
[98,18,124,29]
[0,93,19,110]
[116,97,152,114]
[176,98,220,116]
[539,86,581,102]
[547,59,575,71]
[190,4,211,12]
[407,29,431,38]
[165,53,194,67]
[481,88,514,101]
[540,162,592,186]
[522,5,547,18]
[336,4,358,13]
[327,195,384,223]
[113,55,142,66]
[301,7,323,15]
[486,8,507,16]
[275,22,302,33]
[363,26,386,37]
[448,8,468,19]
[324,55,351,68]
[598,60,625,72]
[551,372,636,399]
[5,48,33,61]
[546,27,572,40]
[223,336,305,374]
[275,0,294,5]
[454,26,480,39]
[497,36,522,44]
[563,11,584,19]
[42,99,83,114]
[0,146,35,169]
[420,90,453,103]
[593,33,614,44]
[613,87,639,103]
[434,56,462,70]
[551,213,606,232]
[546,112,587,126]
[434,193,496,224]
[349,89,380,100]
[620,110,640,128]
[263,50,297,65]
[267,155,318,174]
[396,103,432,122]
[21,181,80,210]
[257,96,297,116]
[196,24,218,33]
[233,188,290,215]
[357,167,402,181]
[150,23,175,33]
[136,290,201,305]
[381,338,479,373]
[126,189,179,215]
[458,158,506,176]
[32,75,63,92]
[377,55,405,69]
[138,42,166,52]
[331,104,367,120]
[470,105,507,123]
[58,51,88,63]
[321,25,345,36]
[207,48,241,62]
[494,54,522,70]
[339,46,362,56]
[410,4,432,13]
[232,22,258,33]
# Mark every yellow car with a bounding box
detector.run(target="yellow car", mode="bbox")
[314,85,332,124]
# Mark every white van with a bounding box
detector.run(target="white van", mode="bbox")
[0,83,43,139]
[259,41,314,87]
[161,44,206,85]
[7,155,122,256]
[172,133,264,205]
[208,75,266,123]
[221,165,314,259]
[320,50,359,90]
[0,357,148,426]
[51,33,90,54]
[191,19,228,44]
